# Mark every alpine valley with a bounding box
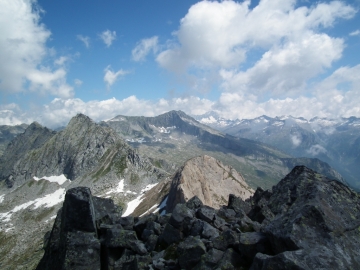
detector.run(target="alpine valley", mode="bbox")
[0,110,357,269]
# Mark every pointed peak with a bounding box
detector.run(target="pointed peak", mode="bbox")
[67,113,94,127]
[29,121,43,128]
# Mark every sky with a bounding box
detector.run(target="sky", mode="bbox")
[0,0,360,128]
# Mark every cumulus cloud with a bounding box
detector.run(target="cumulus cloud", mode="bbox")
[0,0,73,98]
[0,103,30,125]
[99,30,116,47]
[103,66,129,89]
[77,35,90,48]
[132,36,159,61]
[156,0,356,98]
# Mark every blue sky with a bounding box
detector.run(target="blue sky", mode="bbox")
[0,0,360,128]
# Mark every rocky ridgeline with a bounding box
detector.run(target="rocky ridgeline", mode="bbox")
[37,166,360,269]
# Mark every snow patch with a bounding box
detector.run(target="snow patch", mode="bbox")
[272,121,284,126]
[0,194,4,203]
[200,116,217,124]
[45,215,57,223]
[33,174,69,185]
[121,183,158,217]
[0,188,65,223]
[122,195,144,217]
[106,179,125,195]
[150,125,176,134]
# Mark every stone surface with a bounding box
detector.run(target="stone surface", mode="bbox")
[166,155,254,212]
[36,166,360,270]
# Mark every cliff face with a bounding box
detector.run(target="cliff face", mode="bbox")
[0,122,56,187]
[0,123,28,156]
[36,166,360,269]
[165,155,254,212]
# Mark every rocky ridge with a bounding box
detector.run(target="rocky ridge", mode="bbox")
[194,112,360,189]
[0,114,169,269]
[37,166,360,269]
[165,155,254,212]
[0,123,28,156]
[103,110,345,189]
[131,155,254,217]
[0,122,56,187]
[0,111,351,269]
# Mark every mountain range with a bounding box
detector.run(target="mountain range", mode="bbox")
[195,111,360,190]
[0,110,354,269]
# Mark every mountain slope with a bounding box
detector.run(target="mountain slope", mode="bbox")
[36,166,360,269]
[102,110,345,189]
[195,113,359,189]
[0,123,28,156]
[165,155,254,212]
[0,114,169,269]
[0,122,56,188]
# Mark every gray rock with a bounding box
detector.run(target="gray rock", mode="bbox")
[177,236,206,269]
[197,205,216,224]
[237,232,272,263]
[212,230,239,251]
[61,187,97,234]
[145,234,158,252]
[168,203,194,230]
[228,193,251,214]
[104,228,138,249]
[62,231,101,270]
[201,222,219,240]
[186,195,203,210]
[194,248,224,269]
[158,223,183,248]
[215,248,242,270]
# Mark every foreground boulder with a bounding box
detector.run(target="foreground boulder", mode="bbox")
[37,166,360,269]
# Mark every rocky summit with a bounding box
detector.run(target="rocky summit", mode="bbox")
[165,155,254,212]
[37,166,360,269]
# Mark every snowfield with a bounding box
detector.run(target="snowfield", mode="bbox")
[121,183,158,217]
[0,188,66,226]
[33,174,69,185]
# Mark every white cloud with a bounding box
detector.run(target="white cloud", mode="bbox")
[156,0,356,97]
[77,35,90,48]
[54,56,69,66]
[132,36,159,62]
[307,144,327,156]
[103,66,129,88]
[291,134,302,147]
[99,30,116,47]
[221,33,344,97]
[0,96,214,128]
[0,0,73,98]
[350,30,360,36]
[211,64,360,120]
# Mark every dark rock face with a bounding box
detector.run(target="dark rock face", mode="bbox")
[0,122,56,187]
[37,166,360,269]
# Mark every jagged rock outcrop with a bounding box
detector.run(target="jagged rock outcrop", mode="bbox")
[37,166,360,269]
[0,123,28,156]
[0,114,167,191]
[0,122,56,187]
[3,114,119,186]
[166,155,254,212]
